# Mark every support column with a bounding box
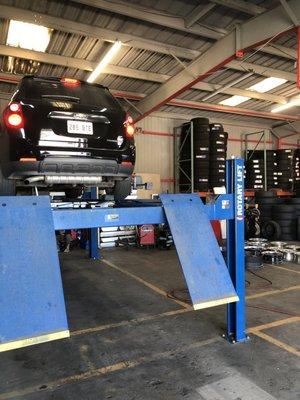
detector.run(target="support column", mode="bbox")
[89,187,100,260]
[226,158,247,343]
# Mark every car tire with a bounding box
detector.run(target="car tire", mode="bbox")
[261,220,281,240]
[0,167,15,196]
[113,177,132,201]
[65,186,84,199]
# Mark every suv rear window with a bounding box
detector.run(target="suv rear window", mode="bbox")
[21,78,121,109]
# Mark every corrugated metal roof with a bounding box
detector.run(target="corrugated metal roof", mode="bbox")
[0,0,297,125]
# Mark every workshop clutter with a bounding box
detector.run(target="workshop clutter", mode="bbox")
[99,225,173,249]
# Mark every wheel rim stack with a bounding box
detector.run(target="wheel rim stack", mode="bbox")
[209,123,227,189]
[276,149,294,191]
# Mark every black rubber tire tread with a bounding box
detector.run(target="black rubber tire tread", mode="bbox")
[280,225,296,234]
[194,138,210,146]
[281,234,296,241]
[65,186,84,199]
[272,205,295,213]
[286,197,300,204]
[256,198,278,205]
[261,220,281,240]
[273,213,294,220]
[191,117,210,126]
[255,190,276,198]
[276,220,296,227]
[0,167,15,196]
[194,161,209,167]
[297,217,300,240]
[114,177,132,201]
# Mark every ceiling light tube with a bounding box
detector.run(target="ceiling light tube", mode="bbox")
[248,77,287,93]
[271,97,300,113]
[87,41,122,83]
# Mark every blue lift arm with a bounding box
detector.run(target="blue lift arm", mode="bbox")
[0,158,246,352]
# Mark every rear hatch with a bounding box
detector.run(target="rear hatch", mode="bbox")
[20,77,126,158]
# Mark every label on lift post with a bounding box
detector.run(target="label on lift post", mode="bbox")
[105,214,120,222]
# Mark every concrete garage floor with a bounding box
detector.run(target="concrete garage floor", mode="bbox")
[0,247,299,400]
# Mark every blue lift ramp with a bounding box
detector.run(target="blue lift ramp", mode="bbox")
[0,196,69,352]
[160,194,238,310]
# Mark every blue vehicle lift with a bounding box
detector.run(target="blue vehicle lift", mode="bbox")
[0,158,246,352]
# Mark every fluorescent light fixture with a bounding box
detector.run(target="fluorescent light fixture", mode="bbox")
[248,77,287,93]
[87,41,122,83]
[219,95,251,106]
[271,97,300,113]
[219,76,287,107]
[7,20,51,52]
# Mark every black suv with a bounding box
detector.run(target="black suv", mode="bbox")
[0,76,135,199]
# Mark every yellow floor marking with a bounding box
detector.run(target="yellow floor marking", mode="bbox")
[246,284,300,300]
[248,316,300,333]
[102,259,191,309]
[72,308,190,337]
[0,337,219,400]
[272,265,300,275]
[0,330,70,353]
[252,330,300,357]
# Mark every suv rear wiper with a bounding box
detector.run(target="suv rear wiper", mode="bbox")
[42,95,80,103]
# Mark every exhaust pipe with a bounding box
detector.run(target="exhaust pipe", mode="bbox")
[45,176,103,184]
[24,176,45,185]
[24,175,104,185]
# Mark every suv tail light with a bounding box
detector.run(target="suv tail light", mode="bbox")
[124,115,135,138]
[3,102,24,129]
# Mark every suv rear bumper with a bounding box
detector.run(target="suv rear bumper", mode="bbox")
[4,157,134,179]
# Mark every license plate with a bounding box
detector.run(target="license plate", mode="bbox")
[67,120,93,135]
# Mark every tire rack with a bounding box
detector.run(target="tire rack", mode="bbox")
[173,121,195,193]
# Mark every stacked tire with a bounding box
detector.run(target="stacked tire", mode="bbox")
[285,197,300,240]
[245,156,264,190]
[192,118,210,191]
[271,204,296,240]
[266,151,278,189]
[245,150,278,190]
[209,123,227,189]
[179,118,211,192]
[276,149,293,191]
[293,149,300,191]
[255,191,278,223]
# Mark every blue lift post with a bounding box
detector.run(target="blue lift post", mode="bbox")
[0,158,246,352]
[226,158,246,343]
[89,186,101,260]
